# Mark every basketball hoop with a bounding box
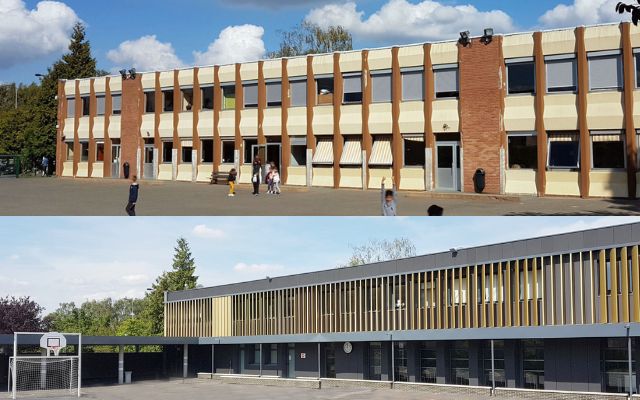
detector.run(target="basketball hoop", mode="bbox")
[41,333,66,357]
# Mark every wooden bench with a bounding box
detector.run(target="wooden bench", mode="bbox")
[210,172,230,185]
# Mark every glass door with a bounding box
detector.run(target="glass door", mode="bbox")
[287,344,295,378]
[111,144,121,178]
[143,144,154,179]
[436,142,461,191]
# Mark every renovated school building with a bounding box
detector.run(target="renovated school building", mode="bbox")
[163,223,640,397]
[57,22,640,198]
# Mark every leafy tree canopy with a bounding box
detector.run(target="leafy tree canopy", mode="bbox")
[269,22,353,58]
[341,238,417,268]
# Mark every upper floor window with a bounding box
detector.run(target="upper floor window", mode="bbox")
[162,89,174,112]
[81,95,90,116]
[111,93,122,116]
[243,82,258,108]
[588,50,623,91]
[342,73,362,104]
[266,81,282,107]
[316,75,334,105]
[371,70,392,103]
[290,78,307,107]
[144,91,155,113]
[66,98,75,118]
[506,58,535,95]
[180,87,194,111]
[96,95,106,116]
[434,64,459,98]
[201,86,214,110]
[222,84,236,110]
[635,49,640,88]
[545,54,576,93]
[401,68,424,101]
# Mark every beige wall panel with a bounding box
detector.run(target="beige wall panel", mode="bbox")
[77,118,90,139]
[239,165,252,184]
[399,101,425,133]
[587,92,624,130]
[287,57,307,78]
[368,49,392,70]
[93,116,105,139]
[64,80,76,96]
[62,161,73,177]
[141,114,155,137]
[78,79,91,94]
[312,166,334,187]
[398,45,424,68]
[197,67,215,85]
[544,94,579,130]
[219,110,235,137]
[240,62,259,81]
[633,91,640,127]
[197,113,214,138]
[312,54,334,75]
[263,60,282,79]
[546,170,581,196]
[631,24,640,47]
[584,25,622,52]
[369,103,393,134]
[158,114,173,138]
[263,108,282,136]
[197,164,214,182]
[159,72,174,88]
[63,118,74,138]
[431,42,458,65]
[340,104,363,135]
[240,109,258,136]
[93,78,107,93]
[176,164,192,181]
[313,106,334,135]
[218,163,233,172]
[178,69,194,86]
[76,162,88,177]
[92,161,104,179]
[542,28,577,55]
[218,65,236,83]
[339,51,362,72]
[286,107,307,135]
[505,169,537,195]
[177,113,194,137]
[432,99,460,132]
[108,116,121,138]
[368,167,393,189]
[504,95,536,131]
[503,33,535,59]
[287,166,307,186]
[109,76,122,92]
[589,171,628,198]
[141,73,156,90]
[339,167,363,188]
[400,167,426,191]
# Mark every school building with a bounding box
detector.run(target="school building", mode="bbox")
[163,223,640,397]
[56,22,640,198]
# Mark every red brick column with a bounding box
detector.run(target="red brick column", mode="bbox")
[120,77,143,178]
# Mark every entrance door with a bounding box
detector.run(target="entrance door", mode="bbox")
[111,144,121,178]
[287,344,295,378]
[143,145,154,179]
[252,144,281,183]
[436,142,461,191]
[325,345,336,378]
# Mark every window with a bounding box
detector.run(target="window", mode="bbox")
[589,51,623,91]
[523,339,544,389]
[313,137,334,165]
[181,142,193,163]
[243,83,258,108]
[65,141,74,160]
[180,88,194,111]
[420,343,437,383]
[636,50,640,88]
[112,94,122,115]
[340,137,362,166]
[162,141,173,163]
[290,137,307,166]
[547,132,580,169]
[481,341,505,388]
[201,86,214,110]
[222,140,235,163]
[343,73,362,104]
[267,344,278,365]
[222,85,236,110]
[253,344,261,365]
[81,96,90,116]
[80,142,89,162]
[201,139,213,163]
[266,81,282,107]
[96,95,106,116]
[316,76,334,105]
[144,91,155,113]
[368,343,382,381]
[448,341,469,385]
[394,342,409,382]
[508,132,537,169]
[371,70,392,103]
[163,90,174,112]
[403,135,425,166]
[369,136,393,166]
[602,338,635,394]
[66,98,75,118]
[96,142,105,162]
[244,138,257,164]
[402,68,424,101]
[434,65,459,98]
[546,55,577,93]
[592,131,625,169]
[290,79,307,107]
[506,58,535,95]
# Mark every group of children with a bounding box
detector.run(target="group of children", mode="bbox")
[227,161,281,198]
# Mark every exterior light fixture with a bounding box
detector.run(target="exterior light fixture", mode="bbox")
[120,68,137,80]
[128,68,137,80]
[481,28,494,45]
[119,69,128,80]
[459,31,471,47]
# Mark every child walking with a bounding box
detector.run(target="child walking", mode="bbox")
[271,168,281,195]
[228,168,237,197]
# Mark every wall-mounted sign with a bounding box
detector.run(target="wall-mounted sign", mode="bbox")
[343,342,353,354]
[300,353,306,359]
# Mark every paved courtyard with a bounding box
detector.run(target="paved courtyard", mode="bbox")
[1,177,639,216]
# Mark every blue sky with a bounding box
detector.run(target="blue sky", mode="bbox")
[0,216,638,313]
[0,0,627,84]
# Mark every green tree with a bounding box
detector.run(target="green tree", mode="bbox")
[269,22,353,58]
[341,238,417,267]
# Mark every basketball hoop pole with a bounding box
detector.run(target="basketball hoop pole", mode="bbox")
[12,332,17,400]
[78,334,82,397]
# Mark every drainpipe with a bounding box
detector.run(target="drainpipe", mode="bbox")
[390,333,395,386]
[317,343,321,380]
[259,344,263,377]
[627,324,633,399]
[491,339,496,396]
[211,343,215,377]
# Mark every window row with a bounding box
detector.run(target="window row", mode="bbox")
[66,94,121,118]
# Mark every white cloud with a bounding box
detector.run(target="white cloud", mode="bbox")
[305,0,516,43]
[106,35,185,71]
[233,263,284,273]
[121,274,149,285]
[192,224,226,239]
[219,0,326,9]
[8,254,19,261]
[0,0,79,68]
[539,0,624,28]
[193,24,265,65]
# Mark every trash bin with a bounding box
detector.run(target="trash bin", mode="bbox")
[123,162,130,179]
[125,371,132,384]
[473,168,486,194]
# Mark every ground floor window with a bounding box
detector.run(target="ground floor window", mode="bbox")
[369,342,382,380]
[96,142,105,162]
[162,141,173,163]
[181,142,193,163]
[252,344,260,365]
[325,344,336,378]
[602,338,636,394]
[547,132,579,170]
[481,340,505,387]
[65,142,74,160]
[420,342,437,383]
[201,139,213,163]
[290,137,307,166]
[394,342,408,382]
[222,141,235,164]
[522,339,544,389]
[267,344,278,365]
[508,132,537,169]
[80,142,89,162]
[591,131,625,170]
[403,135,425,167]
[244,138,258,164]
[448,341,469,385]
